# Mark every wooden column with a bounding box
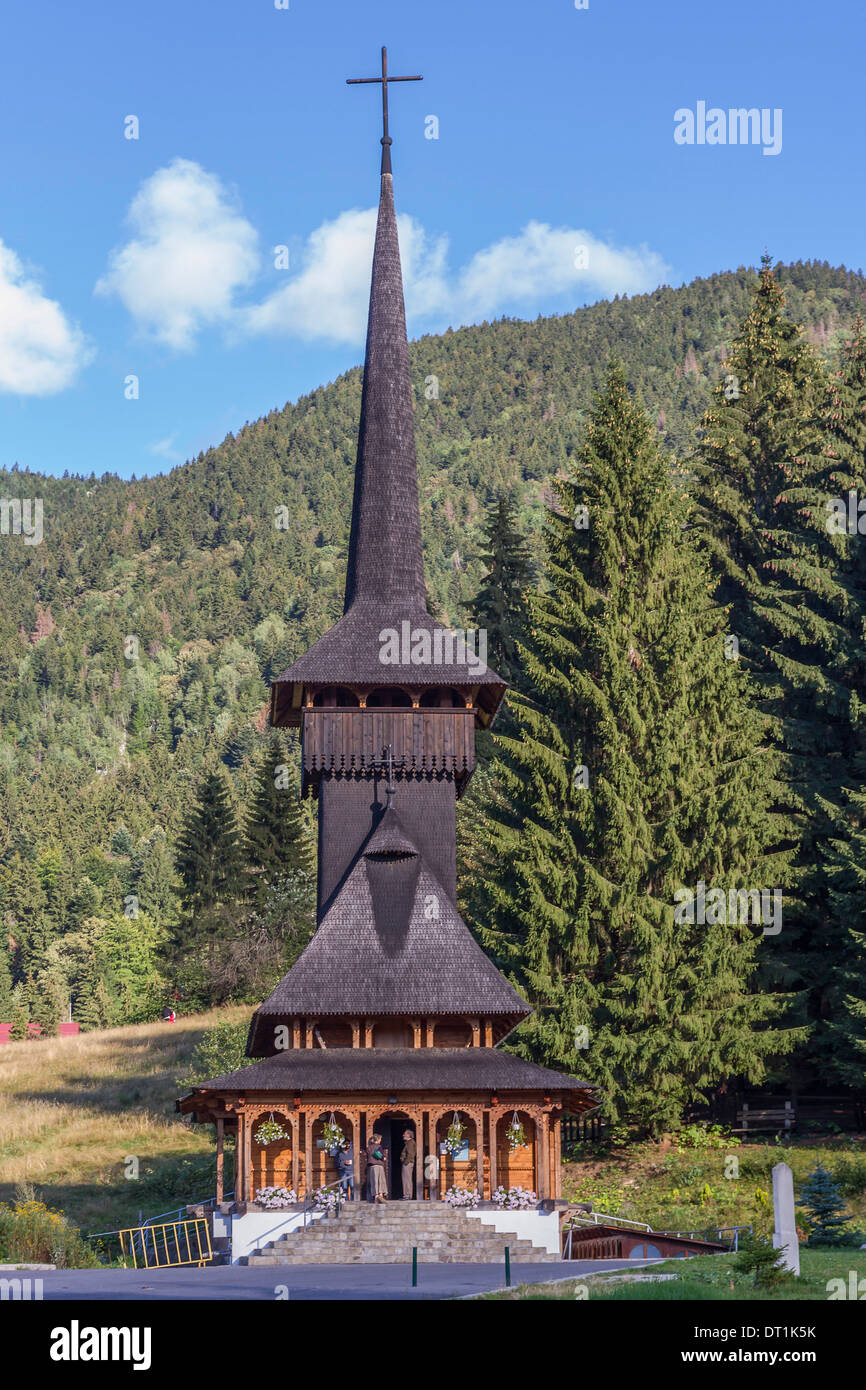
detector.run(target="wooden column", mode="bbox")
[489,1109,498,1195]
[470,1018,481,1048]
[292,1019,300,1049]
[359,1110,367,1199]
[415,1110,424,1199]
[304,1111,313,1198]
[475,1111,485,1195]
[538,1111,549,1200]
[304,1019,314,1049]
[483,1019,493,1047]
[292,1115,300,1196]
[351,1018,360,1048]
[244,1111,252,1201]
[364,1019,373,1048]
[353,1114,362,1199]
[425,1018,434,1048]
[428,1112,438,1200]
[552,1113,562,1198]
[216,1117,224,1204]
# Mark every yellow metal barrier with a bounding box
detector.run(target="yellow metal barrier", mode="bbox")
[118,1218,213,1269]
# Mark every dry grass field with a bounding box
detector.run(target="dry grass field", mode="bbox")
[0,1006,250,1237]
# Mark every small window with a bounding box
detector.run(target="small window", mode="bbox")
[366,687,412,708]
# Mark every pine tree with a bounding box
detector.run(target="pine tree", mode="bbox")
[472,364,798,1134]
[470,492,534,690]
[816,320,866,1084]
[691,259,851,1078]
[0,940,14,1019]
[174,767,245,960]
[796,1162,856,1245]
[243,741,313,909]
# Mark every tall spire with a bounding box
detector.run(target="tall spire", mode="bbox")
[344,49,426,611]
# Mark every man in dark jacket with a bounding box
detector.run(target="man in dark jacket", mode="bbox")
[400,1129,416,1200]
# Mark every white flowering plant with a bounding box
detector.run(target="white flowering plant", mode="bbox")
[444,1186,480,1209]
[254,1186,298,1209]
[445,1114,466,1156]
[492,1185,537,1210]
[505,1116,527,1152]
[313,1186,341,1212]
[254,1117,288,1147]
[321,1115,345,1152]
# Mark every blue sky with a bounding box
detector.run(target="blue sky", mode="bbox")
[0,0,862,479]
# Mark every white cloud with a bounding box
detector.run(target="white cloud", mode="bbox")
[148,435,184,462]
[246,210,669,344]
[96,159,259,350]
[0,241,91,395]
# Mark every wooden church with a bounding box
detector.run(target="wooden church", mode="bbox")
[179,50,595,1206]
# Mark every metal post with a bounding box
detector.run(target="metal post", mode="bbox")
[412,1246,418,1287]
[504,1246,511,1287]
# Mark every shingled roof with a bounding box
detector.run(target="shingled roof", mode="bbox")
[181,1047,594,1103]
[246,807,529,1055]
[270,165,504,726]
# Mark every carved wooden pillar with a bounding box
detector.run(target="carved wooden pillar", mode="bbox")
[551,1112,562,1198]
[428,1112,438,1200]
[359,1110,367,1199]
[364,1018,374,1048]
[216,1117,224,1204]
[475,1110,485,1195]
[425,1018,434,1048]
[304,1110,313,1198]
[415,1110,424,1199]
[483,1019,493,1048]
[410,1018,422,1048]
[489,1108,499,1195]
[243,1111,252,1202]
[351,1018,360,1048]
[291,1114,300,1196]
[304,1019,314,1049]
[291,1018,300,1049]
[538,1110,549,1200]
[470,1018,481,1048]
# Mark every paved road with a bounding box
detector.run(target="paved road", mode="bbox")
[32,1259,660,1301]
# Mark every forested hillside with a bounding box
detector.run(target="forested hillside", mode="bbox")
[0,258,863,1040]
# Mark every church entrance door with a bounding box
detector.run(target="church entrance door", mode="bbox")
[377,1115,416,1199]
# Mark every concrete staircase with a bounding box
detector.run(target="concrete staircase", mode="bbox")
[244,1201,558,1265]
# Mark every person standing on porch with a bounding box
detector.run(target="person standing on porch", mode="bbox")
[337,1140,354,1201]
[400,1129,416,1200]
[366,1133,388,1202]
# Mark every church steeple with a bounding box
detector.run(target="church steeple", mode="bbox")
[343,167,425,610]
[344,48,425,610]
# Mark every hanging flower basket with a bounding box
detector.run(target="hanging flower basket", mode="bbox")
[445,1112,466,1156]
[505,1112,527,1152]
[254,1114,288,1147]
[444,1186,480,1209]
[320,1113,345,1154]
[255,1186,297,1209]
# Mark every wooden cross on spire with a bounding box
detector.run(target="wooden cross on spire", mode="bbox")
[371,743,408,809]
[347,46,422,174]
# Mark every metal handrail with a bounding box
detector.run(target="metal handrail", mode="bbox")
[564,1209,653,1232]
[88,1191,235,1263]
[656,1223,753,1250]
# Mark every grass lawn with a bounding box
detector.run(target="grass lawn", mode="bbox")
[560,1130,866,1245]
[481,1248,866,1300]
[0,1006,249,1237]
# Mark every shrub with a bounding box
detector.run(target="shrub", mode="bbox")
[0,1189,101,1269]
[733,1231,794,1288]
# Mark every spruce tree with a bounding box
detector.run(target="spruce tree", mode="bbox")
[0,940,14,1019]
[797,1162,856,1245]
[691,260,852,1077]
[243,741,313,908]
[816,320,866,1084]
[472,364,797,1134]
[470,492,534,690]
[174,767,245,960]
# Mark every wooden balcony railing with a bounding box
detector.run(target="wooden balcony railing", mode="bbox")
[301,707,476,791]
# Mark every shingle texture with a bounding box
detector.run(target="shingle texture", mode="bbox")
[270,171,504,720]
[186,1047,592,1095]
[247,808,529,1054]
